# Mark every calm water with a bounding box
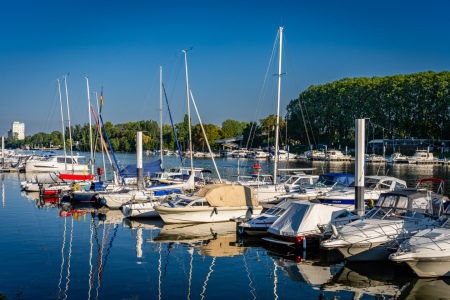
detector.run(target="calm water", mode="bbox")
[1,152,450,299]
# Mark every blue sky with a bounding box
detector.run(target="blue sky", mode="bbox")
[1,0,449,136]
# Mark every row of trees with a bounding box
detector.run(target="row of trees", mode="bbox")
[286,71,450,145]
[8,70,447,152]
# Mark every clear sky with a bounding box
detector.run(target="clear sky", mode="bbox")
[1,0,449,136]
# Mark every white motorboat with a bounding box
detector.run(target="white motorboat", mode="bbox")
[304,150,325,160]
[387,152,409,164]
[389,204,450,277]
[252,172,319,203]
[263,201,358,248]
[321,189,446,261]
[365,154,388,163]
[318,175,407,208]
[154,184,262,224]
[239,198,297,235]
[286,173,354,200]
[408,150,439,164]
[325,149,352,161]
[25,155,88,173]
[247,149,269,159]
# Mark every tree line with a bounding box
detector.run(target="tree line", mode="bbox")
[7,70,447,152]
[286,71,450,146]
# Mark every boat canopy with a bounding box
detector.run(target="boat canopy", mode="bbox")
[194,184,258,207]
[121,159,162,178]
[320,173,355,186]
[268,201,346,237]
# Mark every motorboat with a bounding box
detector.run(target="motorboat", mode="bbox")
[321,189,447,261]
[154,184,262,223]
[389,202,450,277]
[317,175,407,208]
[365,154,388,163]
[304,150,325,160]
[247,149,269,159]
[408,150,439,164]
[238,198,297,235]
[263,201,359,248]
[25,154,88,173]
[285,173,354,200]
[387,152,409,164]
[253,171,319,203]
[325,150,352,161]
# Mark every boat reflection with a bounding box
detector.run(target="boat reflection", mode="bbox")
[399,277,450,299]
[154,222,245,257]
[322,261,413,298]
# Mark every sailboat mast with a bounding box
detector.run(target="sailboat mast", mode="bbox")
[86,76,94,175]
[273,26,283,185]
[159,66,163,167]
[63,75,74,171]
[57,79,67,171]
[183,50,194,173]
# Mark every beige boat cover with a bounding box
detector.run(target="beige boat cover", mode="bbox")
[194,184,258,207]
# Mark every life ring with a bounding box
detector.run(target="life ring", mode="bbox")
[366,198,374,209]
[74,212,81,221]
[74,184,81,191]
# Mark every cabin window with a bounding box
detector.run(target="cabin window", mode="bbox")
[395,182,406,190]
[396,196,409,209]
[412,198,428,212]
[378,181,392,190]
[382,195,397,208]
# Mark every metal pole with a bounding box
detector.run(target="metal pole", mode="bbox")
[63,75,74,171]
[57,79,67,171]
[137,131,143,189]
[86,76,94,175]
[274,26,283,185]
[355,119,365,216]
[159,66,164,168]
[183,50,194,173]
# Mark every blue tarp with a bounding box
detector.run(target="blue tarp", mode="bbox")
[121,159,162,178]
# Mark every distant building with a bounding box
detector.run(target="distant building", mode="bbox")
[7,122,25,140]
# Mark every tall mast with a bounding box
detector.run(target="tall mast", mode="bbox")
[86,76,94,175]
[274,26,283,184]
[159,66,163,167]
[63,75,74,171]
[57,79,67,171]
[183,50,194,173]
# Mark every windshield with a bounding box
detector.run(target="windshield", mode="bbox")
[435,214,450,228]
[265,206,287,216]
[348,178,380,188]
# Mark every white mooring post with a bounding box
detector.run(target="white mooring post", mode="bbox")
[355,119,365,216]
[137,131,143,190]
[1,135,4,168]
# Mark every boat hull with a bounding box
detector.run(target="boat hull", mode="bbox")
[155,206,263,224]
[406,259,450,278]
[337,242,390,261]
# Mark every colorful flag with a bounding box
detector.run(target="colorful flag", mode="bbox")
[100,92,103,106]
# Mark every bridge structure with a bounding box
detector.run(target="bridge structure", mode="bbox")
[213,135,244,148]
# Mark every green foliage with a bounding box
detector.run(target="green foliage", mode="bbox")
[286,71,450,144]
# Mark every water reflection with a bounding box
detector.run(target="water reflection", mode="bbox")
[322,261,413,298]
[399,277,450,299]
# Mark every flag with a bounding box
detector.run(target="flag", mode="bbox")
[100,92,103,106]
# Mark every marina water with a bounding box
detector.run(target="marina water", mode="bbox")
[2,151,450,299]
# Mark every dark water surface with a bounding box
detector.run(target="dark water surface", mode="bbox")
[1,152,450,299]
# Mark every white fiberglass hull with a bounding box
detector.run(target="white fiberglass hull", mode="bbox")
[122,201,161,218]
[26,161,87,173]
[155,206,263,224]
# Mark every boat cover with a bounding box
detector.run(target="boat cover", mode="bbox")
[320,173,355,186]
[121,159,162,178]
[194,184,258,207]
[268,201,346,237]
